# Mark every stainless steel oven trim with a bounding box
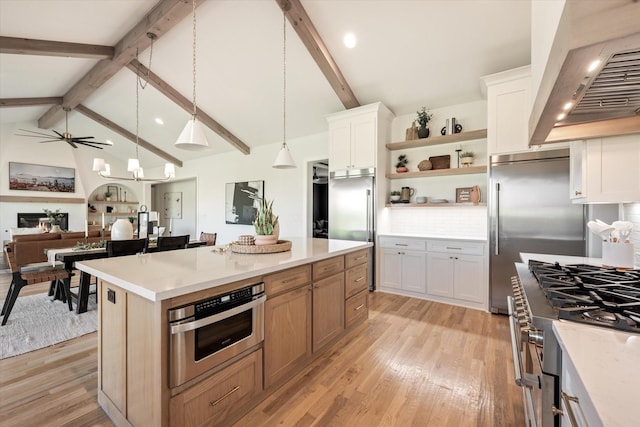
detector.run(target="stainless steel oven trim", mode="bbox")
[507,295,541,389]
[170,295,266,334]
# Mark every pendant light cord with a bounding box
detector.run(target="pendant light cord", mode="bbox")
[191,0,197,118]
[133,33,156,162]
[282,11,287,146]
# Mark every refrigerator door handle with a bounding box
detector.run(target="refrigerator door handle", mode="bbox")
[495,182,500,256]
[366,189,372,242]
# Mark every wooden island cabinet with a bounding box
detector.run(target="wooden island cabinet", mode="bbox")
[77,239,371,427]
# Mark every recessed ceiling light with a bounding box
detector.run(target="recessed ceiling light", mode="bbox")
[155,117,164,125]
[106,139,113,145]
[557,113,566,121]
[587,59,600,73]
[563,102,573,111]
[343,32,357,49]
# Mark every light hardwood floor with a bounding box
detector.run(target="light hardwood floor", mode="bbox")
[0,273,524,426]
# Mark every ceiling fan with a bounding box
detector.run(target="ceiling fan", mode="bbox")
[16,108,113,149]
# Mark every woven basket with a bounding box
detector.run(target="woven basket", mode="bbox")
[229,240,292,254]
[418,159,433,171]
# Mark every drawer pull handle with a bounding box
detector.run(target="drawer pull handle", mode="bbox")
[355,277,365,282]
[355,255,367,260]
[394,243,408,247]
[575,191,582,196]
[446,247,462,250]
[209,386,240,407]
[355,304,365,311]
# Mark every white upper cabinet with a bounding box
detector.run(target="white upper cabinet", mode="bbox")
[482,66,532,155]
[570,134,640,203]
[327,102,393,172]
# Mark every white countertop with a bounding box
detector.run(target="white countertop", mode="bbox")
[378,233,486,242]
[76,238,371,302]
[553,321,640,427]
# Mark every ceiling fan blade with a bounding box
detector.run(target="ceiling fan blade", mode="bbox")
[74,139,111,145]
[75,141,104,149]
[66,140,78,149]
[16,129,58,138]
[71,136,95,140]
[37,139,65,143]
[52,130,65,138]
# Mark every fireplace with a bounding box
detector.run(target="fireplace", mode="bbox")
[17,212,68,231]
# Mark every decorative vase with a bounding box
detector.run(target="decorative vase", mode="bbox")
[390,195,401,202]
[254,234,277,246]
[470,185,481,205]
[461,157,474,167]
[50,224,62,233]
[396,167,408,173]
[111,218,133,240]
[417,125,429,139]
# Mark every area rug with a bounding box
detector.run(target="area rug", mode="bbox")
[0,292,97,359]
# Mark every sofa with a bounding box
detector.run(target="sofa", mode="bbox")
[7,230,111,266]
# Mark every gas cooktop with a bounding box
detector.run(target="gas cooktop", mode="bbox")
[528,260,640,333]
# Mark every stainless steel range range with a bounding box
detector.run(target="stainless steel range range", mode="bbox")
[509,259,640,426]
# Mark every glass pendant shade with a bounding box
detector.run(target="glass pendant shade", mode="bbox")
[175,118,209,150]
[127,158,141,172]
[164,163,176,178]
[273,143,296,169]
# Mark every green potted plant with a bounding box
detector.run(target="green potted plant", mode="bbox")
[43,208,64,232]
[253,199,279,245]
[396,154,409,173]
[390,190,401,202]
[460,151,475,167]
[415,107,433,138]
[104,191,112,201]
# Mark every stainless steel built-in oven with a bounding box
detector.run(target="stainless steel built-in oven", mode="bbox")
[169,283,266,388]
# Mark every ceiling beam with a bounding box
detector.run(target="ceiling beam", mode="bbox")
[277,0,360,109]
[38,0,196,130]
[75,104,183,168]
[0,97,63,107]
[0,36,113,59]
[127,59,251,155]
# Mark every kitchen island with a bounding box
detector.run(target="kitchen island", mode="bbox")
[76,237,372,427]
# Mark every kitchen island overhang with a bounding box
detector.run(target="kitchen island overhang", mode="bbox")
[76,237,372,301]
[76,237,372,427]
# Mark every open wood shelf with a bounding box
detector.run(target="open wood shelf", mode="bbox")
[91,201,139,205]
[385,202,487,208]
[386,129,487,151]
[386,165,487,179]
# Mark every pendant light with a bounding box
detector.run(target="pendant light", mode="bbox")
[273,11,296,169]
[93,34,175,182]
[175,0,209,150]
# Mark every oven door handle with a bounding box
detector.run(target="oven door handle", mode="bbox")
[507,296,540,389]
[170,295,266,335]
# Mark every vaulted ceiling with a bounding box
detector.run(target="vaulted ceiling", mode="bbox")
[0,0,531,170]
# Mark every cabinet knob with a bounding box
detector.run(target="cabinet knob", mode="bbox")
[575,191,582,196]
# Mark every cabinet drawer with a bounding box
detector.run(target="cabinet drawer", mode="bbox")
[170,349,263,427]
[427,240,485,256]
[378,236,426,251]
[345,263,368,298]
[313,256,344,280]
[345,249,369,269]
[345,291,368,329]
[264,265,311,296]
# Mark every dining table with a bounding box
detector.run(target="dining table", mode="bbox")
[45,240,207,314]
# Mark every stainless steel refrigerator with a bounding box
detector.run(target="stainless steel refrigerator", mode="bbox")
[328,168,375,290]
[489,149,586,313]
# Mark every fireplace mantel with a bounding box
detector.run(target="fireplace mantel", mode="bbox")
[0,195,85,204]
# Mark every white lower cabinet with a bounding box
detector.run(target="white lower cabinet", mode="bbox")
[378,236,487,309]
[560,353,602,427]
[380,248,426,294]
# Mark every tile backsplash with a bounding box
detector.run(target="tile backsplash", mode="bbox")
[622,202,640,264]
[382,206,487,239]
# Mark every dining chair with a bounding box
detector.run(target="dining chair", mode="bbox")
[106,239,148,257]
[2,243,73,326]
[199,232,217,246]
[155,235,189,252]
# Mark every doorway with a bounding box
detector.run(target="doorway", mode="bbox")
[311,160,329,238]
[151,178,197,240]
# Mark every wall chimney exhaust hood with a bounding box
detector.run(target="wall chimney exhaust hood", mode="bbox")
[530,1,640,146]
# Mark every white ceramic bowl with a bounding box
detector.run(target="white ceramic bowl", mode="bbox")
[415,196,427,204]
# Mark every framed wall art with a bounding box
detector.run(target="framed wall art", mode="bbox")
[225,180,264,225]
[8,162,75,193]
[164,192,182,219]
